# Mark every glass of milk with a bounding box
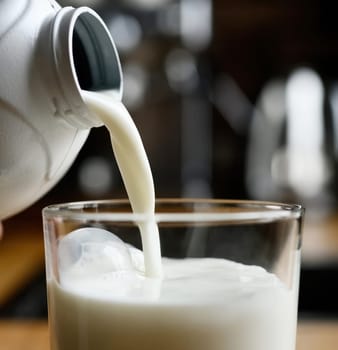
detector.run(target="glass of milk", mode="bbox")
[42,199,303,350]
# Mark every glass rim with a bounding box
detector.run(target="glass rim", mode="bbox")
[42,198,304,223]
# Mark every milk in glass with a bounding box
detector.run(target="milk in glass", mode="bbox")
[47,92,299,350]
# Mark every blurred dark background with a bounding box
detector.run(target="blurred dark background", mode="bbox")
[1,0,338,319]
[44,0,338,206]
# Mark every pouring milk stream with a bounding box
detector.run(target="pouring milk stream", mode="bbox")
[82,91,162,278]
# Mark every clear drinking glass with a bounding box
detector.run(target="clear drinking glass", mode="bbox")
[42,199,304,350]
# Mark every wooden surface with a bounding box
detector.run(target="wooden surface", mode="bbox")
[297,321,338,350]
[0,320,337,349]
[0,321,49,350]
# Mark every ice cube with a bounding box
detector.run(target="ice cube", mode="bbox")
[58,227,134,280]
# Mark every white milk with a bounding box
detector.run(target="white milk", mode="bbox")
[82,91,162,278]
[47,91,299,350]
[48,255,299,350]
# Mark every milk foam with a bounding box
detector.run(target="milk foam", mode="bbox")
[59,249,289,305]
